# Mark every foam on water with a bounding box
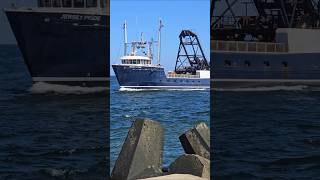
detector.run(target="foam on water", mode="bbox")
[213,85,309,92]
[29,82,108,94]
[119,87,209,92]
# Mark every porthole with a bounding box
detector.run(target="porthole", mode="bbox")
[244,60,251,67]
[264,61,270,67]
[224,60,231,66]
[282,61,288,67]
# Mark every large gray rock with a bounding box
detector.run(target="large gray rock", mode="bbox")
[179,122,210,159]
[111,119,164,180]
[168,154,210,178]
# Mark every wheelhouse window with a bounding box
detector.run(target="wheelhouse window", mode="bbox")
[62,0,72,7]
[86,0,97,7]
[53,0,62,7]
[74,0,84,7]
[39,0,100,8]
[39,0,51,7]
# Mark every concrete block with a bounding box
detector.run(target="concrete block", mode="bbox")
[179,122,210,159]
[132,166,163,180]
[111,119,164,180]
[168,154,210,178]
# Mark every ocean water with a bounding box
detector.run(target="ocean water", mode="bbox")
[212,87,320,179]
[110,76,210,170]
[3,44,319,179]
[0,45,109,179]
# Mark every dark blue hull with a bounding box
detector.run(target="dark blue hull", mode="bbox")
[211,51,320,88]
[112,64,209,89]
[5,9,109,87]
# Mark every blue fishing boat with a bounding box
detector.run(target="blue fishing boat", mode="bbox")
[112,20,210,90]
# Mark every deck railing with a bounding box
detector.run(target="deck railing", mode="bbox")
[38,0,107,8]
[211,40,288,53]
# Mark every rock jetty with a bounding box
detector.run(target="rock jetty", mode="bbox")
[111,119,210,180]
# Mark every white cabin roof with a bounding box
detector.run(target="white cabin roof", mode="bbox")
[120,55,151,60]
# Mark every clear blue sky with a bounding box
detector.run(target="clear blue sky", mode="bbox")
[110,0,210,75]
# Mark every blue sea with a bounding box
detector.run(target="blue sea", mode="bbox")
[212,87,320,179]
[0,45,109,179]
[110,76,210,170]
[2,45,319,179]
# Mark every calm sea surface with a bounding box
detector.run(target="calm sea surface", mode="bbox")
[212,88,320,179]
[0,45,109,179]
[110,76,210,170]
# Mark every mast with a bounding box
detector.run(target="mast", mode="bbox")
[157,18,164,65]
[148,38,153,60]
[123,20,128,55]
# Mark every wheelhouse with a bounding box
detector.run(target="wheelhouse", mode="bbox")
[38,0,107,8]
[120,56,151,65]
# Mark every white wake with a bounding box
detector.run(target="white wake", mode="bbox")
[118,87,209,92]
[29,82,108,94]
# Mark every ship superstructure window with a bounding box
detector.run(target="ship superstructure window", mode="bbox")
[282,61,288,67]
[39,0,100,8]
[86,0,97,7]
[39,0,51,7]
[74,0,84,7]
[52,0,62,7]
[62,0,72,7]
[121,57,151,65]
